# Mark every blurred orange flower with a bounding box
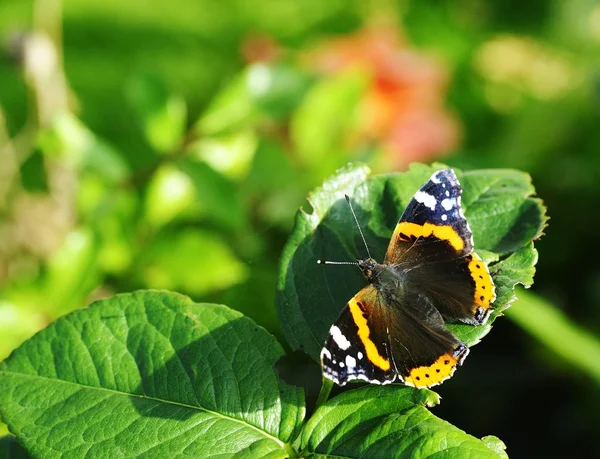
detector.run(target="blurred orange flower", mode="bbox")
[310,26,460,168]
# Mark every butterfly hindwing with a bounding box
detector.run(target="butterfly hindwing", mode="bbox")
[385,287,469,387]
[321,285,396,385]
[321,284,469,388]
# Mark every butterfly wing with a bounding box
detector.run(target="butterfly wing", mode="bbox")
[321,285,396,386]
[384,168,495,325]
[321,283,468,388]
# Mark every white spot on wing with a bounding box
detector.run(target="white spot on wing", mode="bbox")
[441,198,454,211]
[330,325,351,350]
[445,190,450,197]
[414,191,437,211]
[346,355,357,368]
[441,214,447,221]
[357,351,363,360]
[321,348,332,360]
[431,173,441,184]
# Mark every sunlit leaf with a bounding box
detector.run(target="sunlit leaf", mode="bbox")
[197,63,312,135]
[141,229,249,295]
[290,70,367,166]
[178,159,245,230]
[126,72,187,153]
[0,291,305,458]
[0,301,47,361]
[43,228,101,317]
[301,385,505,458]
[144,163,196,228]
[188,129,258,180]
[37,113,129,182]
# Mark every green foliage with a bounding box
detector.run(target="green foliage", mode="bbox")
[2,0,600,454]
[0,289,509,458]
[0,291,304,458]
[0,164,548,457]
[276,163,546,359]
[301,386,506,458]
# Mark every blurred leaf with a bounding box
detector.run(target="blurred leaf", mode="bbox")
[247,139,307,229]
[248,138,297,192]
[0,291,305,458]
[178,159,245,230]
[144,163,196,228]
[276,163,546,360]
[188,129,258,180]
[126,72,187,153]
[506,288,600,384]
[301,385,504,458]
[37,113,129,182]
[141,229,249,296]
[0,301,47,361]
[43,228,100,316]
[78,175,139,274]
[290,69,367,166]
[197,63,313,135]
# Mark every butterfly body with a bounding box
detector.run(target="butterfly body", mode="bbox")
[320,168,496,388]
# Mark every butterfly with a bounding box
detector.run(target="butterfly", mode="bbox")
[319,168,496,388]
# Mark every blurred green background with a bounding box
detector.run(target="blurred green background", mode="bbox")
[1,0,600,457]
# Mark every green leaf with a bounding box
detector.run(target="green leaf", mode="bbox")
[0,291,304,458]
[188,129,258,180]
[126,72,187,153]
[198,63,312,135]
[42,227,102,317]
[144,163,196,228]
[301,385,504,458]
[178,159,245,231]
[37,113,129,183]
[140,229,249,296]
[0,300,47,361]
[290,70,367,166]
[276,162,547,359]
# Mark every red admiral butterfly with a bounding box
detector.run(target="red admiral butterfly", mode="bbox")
[320,169,495,387]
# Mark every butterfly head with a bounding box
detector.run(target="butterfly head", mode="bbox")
[357,258,378,280]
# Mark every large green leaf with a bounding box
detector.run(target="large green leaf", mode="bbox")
[0,291,304,458]
[276,162,546,360]
[301,385,506,458]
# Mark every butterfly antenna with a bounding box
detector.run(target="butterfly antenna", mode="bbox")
[317,260,359,266]
[344,194,372,259]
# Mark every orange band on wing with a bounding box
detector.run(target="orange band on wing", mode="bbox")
[404,351,464,388]
[395,222,464,252]
[348,298,390,371]
[468,252,496,308]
